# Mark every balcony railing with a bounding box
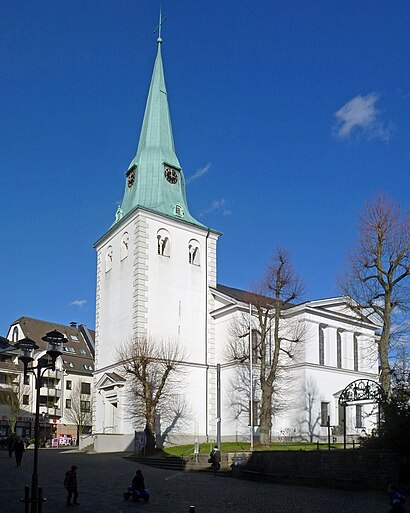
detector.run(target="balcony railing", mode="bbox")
[39,387,61,397]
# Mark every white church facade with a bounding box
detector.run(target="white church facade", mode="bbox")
[92,29,379,452]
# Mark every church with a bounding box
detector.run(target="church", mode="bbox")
[92,26,380,452]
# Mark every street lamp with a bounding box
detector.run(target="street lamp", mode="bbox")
[16,330,67,513]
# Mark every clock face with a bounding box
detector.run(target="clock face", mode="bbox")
[127,169,135,188]
[165,168,178,184]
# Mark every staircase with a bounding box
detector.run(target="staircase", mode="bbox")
[127,453,229,473]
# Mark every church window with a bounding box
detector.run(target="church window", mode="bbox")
[121,232,129,260]
[355,404,363,428]
[320,402,329,426]
[157,229,170,257]
[337,330,342,369]
[188,239,200,265]
[251,329,260,361]
[353,334,359,371]
[12,326,19,342]
[319,325,325,365]
[105,246,113,272]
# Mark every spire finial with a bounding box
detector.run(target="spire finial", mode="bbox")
[154,7,167,44]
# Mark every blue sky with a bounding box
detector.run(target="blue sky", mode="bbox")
[1,1,409,335]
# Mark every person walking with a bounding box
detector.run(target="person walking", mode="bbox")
[64,465,79,506]
[6,435,14,458]
[209,445,221,476]
[14,437,25,467]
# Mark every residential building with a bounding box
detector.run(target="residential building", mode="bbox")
[0,317,94,441]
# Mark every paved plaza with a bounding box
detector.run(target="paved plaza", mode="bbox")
[0,448,388,513]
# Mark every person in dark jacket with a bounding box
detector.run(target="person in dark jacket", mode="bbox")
[7,436,15,458]
[14,438,25,467]
[64,465,79,506]
[209,446,221,476]
[132,469,145,492]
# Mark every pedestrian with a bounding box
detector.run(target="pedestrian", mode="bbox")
[132,469,145,493]
[388,484,407,513]
[209,445,221,476]
[64,465,79,506]
[6,435,15,458]
[14,437,25,467]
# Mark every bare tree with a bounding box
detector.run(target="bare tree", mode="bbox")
[117,336,186,452]
[64,381,92,440]
[0,376,27,433]
[340,194,410,396]
[226,248,304,445]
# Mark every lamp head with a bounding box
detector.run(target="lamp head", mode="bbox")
[42,330,67,369]
[15,338,38,373]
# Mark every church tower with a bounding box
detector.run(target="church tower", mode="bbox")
[93,21,220,451]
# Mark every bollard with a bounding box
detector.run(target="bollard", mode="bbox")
[190,506,195,513]
[22,485,30,513]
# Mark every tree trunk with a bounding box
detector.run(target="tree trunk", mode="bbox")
[259,382,272,445]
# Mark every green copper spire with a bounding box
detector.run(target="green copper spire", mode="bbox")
[117,18,203,228]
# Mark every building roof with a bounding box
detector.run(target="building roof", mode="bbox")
[8,317,95,376]
[215,284,294,309]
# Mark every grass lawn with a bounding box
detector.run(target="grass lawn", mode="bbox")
[163,441,343,457]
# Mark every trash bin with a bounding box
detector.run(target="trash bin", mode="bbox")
[231,457,246,478]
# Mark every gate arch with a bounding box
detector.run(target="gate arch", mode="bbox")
[338,379,385,448]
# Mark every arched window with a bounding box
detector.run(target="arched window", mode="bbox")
[12,326,19,342]
[157,229,170,257]
[188,239,200,265]
[318,325,325,365]
[105,246,113,272]
[120,232,129,260]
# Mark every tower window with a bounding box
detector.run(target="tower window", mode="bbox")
[188,239,200,265]
[105,246,113,272]
[121,232,129,260]
[157,229,171,257]
[12,326,19,342]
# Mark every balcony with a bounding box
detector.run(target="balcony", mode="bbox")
[39,387,61,398]
[39,405,61,417]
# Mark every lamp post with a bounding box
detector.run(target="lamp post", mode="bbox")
[16,330,66,513]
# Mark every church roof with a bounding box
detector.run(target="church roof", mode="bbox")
[215,284,294,309]
[115,28,204,229]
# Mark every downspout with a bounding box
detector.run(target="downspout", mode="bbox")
[205,228,211,441]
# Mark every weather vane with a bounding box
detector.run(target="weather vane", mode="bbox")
[154,8,167,41]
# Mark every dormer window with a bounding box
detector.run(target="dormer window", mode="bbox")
[173,204,184,218]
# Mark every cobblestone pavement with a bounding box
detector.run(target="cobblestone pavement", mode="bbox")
[0,448,387,513]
